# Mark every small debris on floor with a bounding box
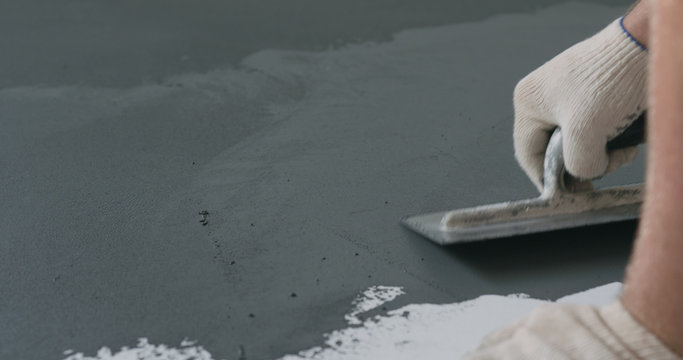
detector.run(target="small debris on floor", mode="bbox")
[198,210,209,226]
[248,313,255,318]
[290,292,297,298]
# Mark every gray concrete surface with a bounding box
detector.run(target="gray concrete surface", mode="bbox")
[0,1,641,359]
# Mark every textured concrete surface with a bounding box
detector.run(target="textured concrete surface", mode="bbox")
[0,1,641,359]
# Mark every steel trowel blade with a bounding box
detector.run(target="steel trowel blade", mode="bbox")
[401,184,642,245]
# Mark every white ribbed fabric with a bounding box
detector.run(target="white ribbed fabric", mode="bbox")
[513,18,648,192]
[462,302,681,360]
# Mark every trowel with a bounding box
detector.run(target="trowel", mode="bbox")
[401,114,646,245]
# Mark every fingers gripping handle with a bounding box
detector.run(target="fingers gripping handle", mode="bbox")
[542,112,646,196]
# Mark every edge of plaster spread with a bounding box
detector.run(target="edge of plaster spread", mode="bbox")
[278,282,622,360]
[345,285,406,325]
[60,283,622,360]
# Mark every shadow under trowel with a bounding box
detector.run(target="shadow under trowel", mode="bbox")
[442,220,637,276]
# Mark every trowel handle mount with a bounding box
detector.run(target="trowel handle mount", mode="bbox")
[606,112,646,150]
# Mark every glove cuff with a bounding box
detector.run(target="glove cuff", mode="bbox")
[619,16,647,52]
[589,18,648,79]
[600,301,681,359]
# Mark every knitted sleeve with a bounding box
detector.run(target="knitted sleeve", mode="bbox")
[462,301,681,360]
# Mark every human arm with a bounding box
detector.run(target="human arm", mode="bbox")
[622,0,683,354]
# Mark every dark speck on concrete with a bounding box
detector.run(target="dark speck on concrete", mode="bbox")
[321,257,327,261]
[248,313,255,318]
[290,292,297,298]
[354,252,359,256]
[199,210,209,226]
[230,261,236,265]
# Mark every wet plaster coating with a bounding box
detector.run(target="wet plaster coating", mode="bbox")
[0,1,642,359]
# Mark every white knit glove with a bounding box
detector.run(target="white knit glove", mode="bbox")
[514,18,648,192]
[462,302,681,360]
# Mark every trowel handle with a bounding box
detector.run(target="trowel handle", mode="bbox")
[606,112,646,151]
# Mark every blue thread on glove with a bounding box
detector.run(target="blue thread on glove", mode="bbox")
[620,16,647,52]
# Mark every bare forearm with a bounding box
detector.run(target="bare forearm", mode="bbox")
[622,0,683,355]
[623,0,650,48]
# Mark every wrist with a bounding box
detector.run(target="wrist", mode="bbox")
[601,302,682,358]
[622,0,650,49]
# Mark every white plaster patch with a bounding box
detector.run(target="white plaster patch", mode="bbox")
[60,283,622,360]
[345,285,405,325]
[279,282,622,360]
[62,338,215,360]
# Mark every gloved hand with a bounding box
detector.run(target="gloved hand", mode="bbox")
[513,18,648,192]
[462,301,681,360]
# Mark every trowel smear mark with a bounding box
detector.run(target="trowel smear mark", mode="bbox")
[32,2,633,359]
